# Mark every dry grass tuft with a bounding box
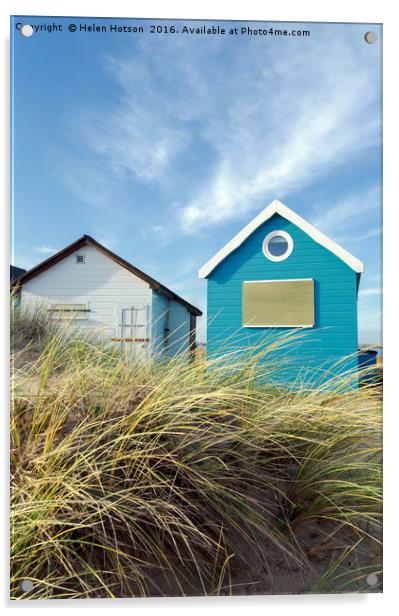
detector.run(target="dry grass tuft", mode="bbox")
[10,308,382,598]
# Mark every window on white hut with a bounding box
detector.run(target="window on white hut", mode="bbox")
[116,306,149,342]
[47,304,89,320]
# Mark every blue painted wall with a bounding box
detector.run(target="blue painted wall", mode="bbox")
[151,290,169,355]
[151,291,191,358]
[167,300,191,358]
[206,213,359,387]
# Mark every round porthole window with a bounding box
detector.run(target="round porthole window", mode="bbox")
[262,230,293,262]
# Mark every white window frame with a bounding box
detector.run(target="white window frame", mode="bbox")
[262,230,294,262]
[115,305,150,341]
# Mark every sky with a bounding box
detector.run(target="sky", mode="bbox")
[11,17,382,345]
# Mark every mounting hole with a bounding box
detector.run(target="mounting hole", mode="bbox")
[20,579,34,592]
[366,572,378,586]
[21,24,33,37]
[364,31,377,44]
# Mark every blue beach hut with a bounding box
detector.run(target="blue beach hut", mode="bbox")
[198,200,364,387]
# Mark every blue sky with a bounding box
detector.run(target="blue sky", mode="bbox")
[11,17,382,344]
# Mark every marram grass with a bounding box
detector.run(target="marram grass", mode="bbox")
[10,311,382,598]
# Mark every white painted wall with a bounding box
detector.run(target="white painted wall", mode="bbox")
[20,246,152,341]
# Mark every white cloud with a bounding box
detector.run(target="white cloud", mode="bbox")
[73,27,380,236]
[78,48,191,182]
[34,245,59,255]
[311,186,381,238]
[142,224,167,243]
[351,226,382,242]
[178,35,380,232]
[60,160,118,210]
[11,254,35,270]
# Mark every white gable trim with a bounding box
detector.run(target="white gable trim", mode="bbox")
[198,199,364,278]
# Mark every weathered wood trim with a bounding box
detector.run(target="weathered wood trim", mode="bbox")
[111,337,150,343]
[189,314,196,361]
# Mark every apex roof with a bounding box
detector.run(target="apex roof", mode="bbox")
[198,199,364,278]
[12,235,202,316]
